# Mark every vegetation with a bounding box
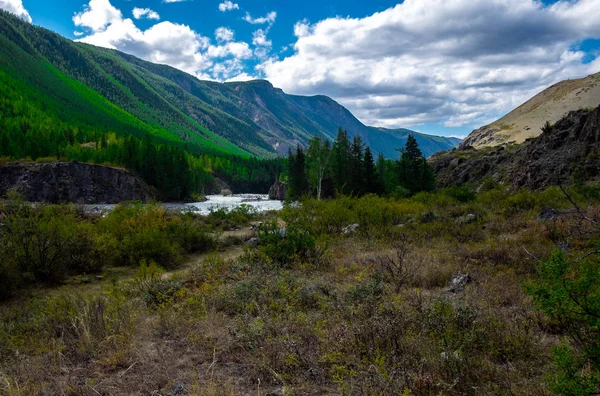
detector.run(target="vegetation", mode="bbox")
[286,130,434,199]
[1,185,599,394]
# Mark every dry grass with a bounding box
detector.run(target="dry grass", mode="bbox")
[1,194,599,395]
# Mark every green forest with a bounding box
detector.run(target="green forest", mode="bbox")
[286,128,436,200]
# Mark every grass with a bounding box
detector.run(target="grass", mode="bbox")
[0,185,599,394]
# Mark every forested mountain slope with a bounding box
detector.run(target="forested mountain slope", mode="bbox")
[0,10,458,160]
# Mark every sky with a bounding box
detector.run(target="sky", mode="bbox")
[1,0,600,138]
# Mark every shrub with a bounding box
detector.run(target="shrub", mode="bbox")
[0,198,98,285]
[525,250,600,394]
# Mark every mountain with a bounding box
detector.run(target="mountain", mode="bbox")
[0,10,458,160]
[432,105,600,190]
[460,71,600,149]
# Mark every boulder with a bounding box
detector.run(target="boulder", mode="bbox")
[342,223,360,234]
[538,208,559,222]
[455,213,478,224]
[447,273,473,293]
[268,181,286,200]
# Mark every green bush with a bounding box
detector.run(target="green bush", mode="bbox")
[525,250,600,394]
[0,198,99,285]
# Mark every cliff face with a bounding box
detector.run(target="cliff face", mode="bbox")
[432,105,600,190]
[0,162,157,203]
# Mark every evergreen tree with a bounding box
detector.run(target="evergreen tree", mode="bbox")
[349,135,364,195]
[332,128,350,193]
[287,145,309,200]
[396,135,435,195]
[363,147,382,194]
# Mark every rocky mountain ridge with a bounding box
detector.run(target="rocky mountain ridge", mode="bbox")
[432,105,600,190]
[459,71,600,149]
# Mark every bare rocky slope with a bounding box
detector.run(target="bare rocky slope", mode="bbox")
[432,105,600,190]
[0,162,157,203]
[459,72,600,149]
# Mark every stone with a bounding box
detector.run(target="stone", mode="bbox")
[342,223,359,234]
[167,381,188,396]
[538,208,560,222]
[420,211,437,223]
[265,388,285,396]
[268,180,286,200]
[455,213,478,224]
[245,237,259,246]
[221,189,232,196]
[447,273,473,293]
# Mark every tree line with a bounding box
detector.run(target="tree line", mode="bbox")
[286,128,435,200]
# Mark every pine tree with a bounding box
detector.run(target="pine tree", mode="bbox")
[349,135,364,195]
[363,146,381,194]
[332,128,350,193]
[287,145,309,200]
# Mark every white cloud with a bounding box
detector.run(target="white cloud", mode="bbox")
[0,0,31,23]
[73,0,122,32]
[74,31,84,37]
[261,0,600,129]
[75,0,260,81]
[218,1,239,12]
[215,27,234,42]
[162,0,188,3]
[252,29,271,47]
[133,7,160,20]
[243,11,276,25]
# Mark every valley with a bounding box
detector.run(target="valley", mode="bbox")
[0,2,600,396]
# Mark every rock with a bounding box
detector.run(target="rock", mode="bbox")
[538,208,559,222]
[221,189,232,196]
[268,180,286,200]
[342,223,359,234]
[245,237,259,246]
[557,241,569,252]
[420,211,438,223]
[455,213,478,224]
[265,388,285,396]
[211,177,230,195]
[167,381,188,396]
[0,161,157,204]
[447,273,473,293]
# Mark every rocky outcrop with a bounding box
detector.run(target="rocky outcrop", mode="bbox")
[432,105,600,190]
[211,178,231,194]
[268,181,285,200]
[0,161,157,204]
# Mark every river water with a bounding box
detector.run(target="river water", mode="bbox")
[83,194,284,216]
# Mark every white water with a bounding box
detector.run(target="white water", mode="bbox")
[183,194,283,215]
[83,194,283,215]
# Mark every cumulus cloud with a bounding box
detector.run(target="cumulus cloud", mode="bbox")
[0,0,31,22]
[132,7,160,20]
[261,0,600,129]
[215,27,234,42]
[74,0,261,81]
[218,1,239,12]
[73,0,122,32]
[243,11,276,25]
[252,29,271,47]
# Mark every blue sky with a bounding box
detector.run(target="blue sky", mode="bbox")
[2,0,600,138]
